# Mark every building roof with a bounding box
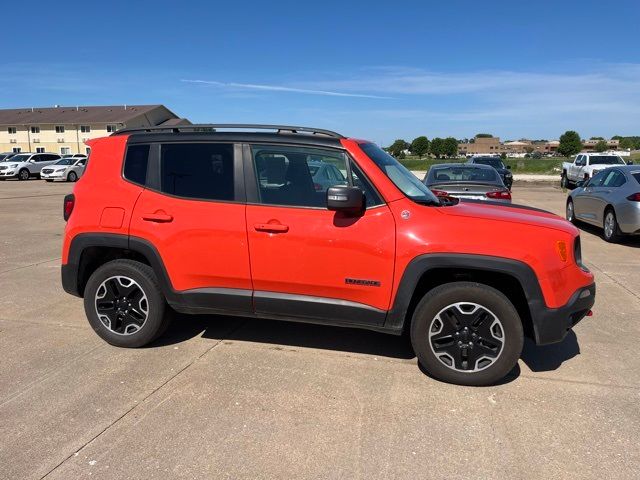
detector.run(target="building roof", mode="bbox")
[504,141,529,146]
[0,105,174,125]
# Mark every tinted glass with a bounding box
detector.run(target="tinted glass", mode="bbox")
[590,156,625,165]
[603,170,626,187]
[472,157,504,169]
[633,172,640,184]
[587,170,608,187]
[360,143,438,205]
[429,166,498,183]
[252,145,348,207]
[349,160,383,207]
[9,154,29,162]
[54,158,73,165]
[123,145,150,186]
[160,143,234,201]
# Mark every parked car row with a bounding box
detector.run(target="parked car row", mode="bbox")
[0,152,86,182]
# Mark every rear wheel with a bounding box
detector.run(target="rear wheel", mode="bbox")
[566,198,576,224]
[67,171,77,182]
[410,282,523,386]
[603,208,622,243]
[18,169,29,181]
[83,259,171,347]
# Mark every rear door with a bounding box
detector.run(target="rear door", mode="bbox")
[592,169,626,225]
[129,141,252,312]
[244,143,396,325]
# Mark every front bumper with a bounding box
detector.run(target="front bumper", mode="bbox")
[41,171,65,180]
[0,170,16,178]
[530,283,595,345]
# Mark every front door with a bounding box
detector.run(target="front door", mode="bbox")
[245,144,396,326]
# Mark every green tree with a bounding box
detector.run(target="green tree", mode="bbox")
[619,138,636,150]
[500,152,507,160]
[443,137,459,157]
[532,151,543,159]
[590,136,604,140]
[388,139,409,158]
[594,140,608,152]
[430,137,445,158]
[524,146,535,154]
[475,133,493,138]
[558,130,583,157]
[410,136,430,158]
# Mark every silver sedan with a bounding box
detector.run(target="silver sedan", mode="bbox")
[566,165,640,242]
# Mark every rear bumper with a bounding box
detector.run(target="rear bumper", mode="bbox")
[61,263,81,297]
[530,283,595,345]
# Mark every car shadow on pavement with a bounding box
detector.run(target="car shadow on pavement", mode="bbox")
[519,331,580,372]
[574,222,640,248]
[150,312,416,360]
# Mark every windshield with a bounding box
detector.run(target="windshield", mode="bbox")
[360,143,439,204]
[55,158,73,166]
[429,166,498,183]
[8,154,29,163]
[590,155,625,165]
[472,157,504,169]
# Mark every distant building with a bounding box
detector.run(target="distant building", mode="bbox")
[457,135,622,157]
[582,139,620,152]
[458,136,505,155]
[0,105,190,155]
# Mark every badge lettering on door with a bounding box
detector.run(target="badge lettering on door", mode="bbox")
[345,278,381,287]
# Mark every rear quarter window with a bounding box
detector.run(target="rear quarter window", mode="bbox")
[632,172,640,184]
[123,144,150,186]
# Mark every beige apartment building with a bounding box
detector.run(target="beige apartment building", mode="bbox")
[0,105,189,155]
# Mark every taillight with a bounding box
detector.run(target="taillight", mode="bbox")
[63,194,75,221]
[430,189,450,197]
[627,193,640,201]
[486,189,512,200]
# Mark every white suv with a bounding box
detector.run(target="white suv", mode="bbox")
[0,153,62,180]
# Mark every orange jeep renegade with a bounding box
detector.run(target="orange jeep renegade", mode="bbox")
[61,124,595,385]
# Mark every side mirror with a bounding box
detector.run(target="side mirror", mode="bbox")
[28,159,36,163]
[327,186,364,215]
[506,165,511,170]
[576,180,585,188]
[627,160,634,165]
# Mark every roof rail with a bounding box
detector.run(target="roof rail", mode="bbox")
[112,123,344,138]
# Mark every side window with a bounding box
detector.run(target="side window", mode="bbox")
[123,144,150,186]
[604,170,626,188]
[587,170,607,187]
[252,145,348,208]
[160,143,234,201]
[349,160,384,207]
[576,156,585,166]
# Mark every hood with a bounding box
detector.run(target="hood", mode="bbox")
[442,200,578,235]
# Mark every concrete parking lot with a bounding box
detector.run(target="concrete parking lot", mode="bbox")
[1,179,639,480]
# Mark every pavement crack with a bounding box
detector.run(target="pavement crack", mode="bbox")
[588,262,640,302]
[38,320,247,480]
[0,257,61,275]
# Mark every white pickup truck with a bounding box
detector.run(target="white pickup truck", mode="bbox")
[561,153,629,188]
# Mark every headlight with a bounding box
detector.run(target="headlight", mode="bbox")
[9,164,18,168]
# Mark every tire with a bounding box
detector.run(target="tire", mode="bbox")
[45,179,53,182]
[67,171,77,182]
[566,198,576,224]
[410,282,523,386]
[83,259,171,347]
[18,169,30,181]
[561,173,570,189]
[603,208,622,243]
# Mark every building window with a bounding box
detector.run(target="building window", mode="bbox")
[106,124,118,133]
[80,125,91,133]
[61,147,71,155]
[55,125,65,133]
[8,126,17,134]
[31,126,40,134]
[36,147,45,153]
[12,147,21,153]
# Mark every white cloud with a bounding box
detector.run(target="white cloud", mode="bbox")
[180,79,394,99]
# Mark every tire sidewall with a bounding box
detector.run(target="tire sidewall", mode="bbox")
[19,169,29,180]
[566,199,575,223]
[68,172,77,182]
[411,282,523,386]
[603,209,619,242]
[83,260,166,347]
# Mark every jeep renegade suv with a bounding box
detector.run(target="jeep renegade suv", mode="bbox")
[61,124,595,386]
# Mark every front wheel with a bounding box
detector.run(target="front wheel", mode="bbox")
[561,173,570,189]
[410,282,524,386]
[83,259,171,347]
[18,169,30,181]
[67,171,78,182]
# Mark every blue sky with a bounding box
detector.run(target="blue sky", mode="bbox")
[2,0,639,144]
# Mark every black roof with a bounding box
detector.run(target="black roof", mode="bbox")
[120,124,347,148]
